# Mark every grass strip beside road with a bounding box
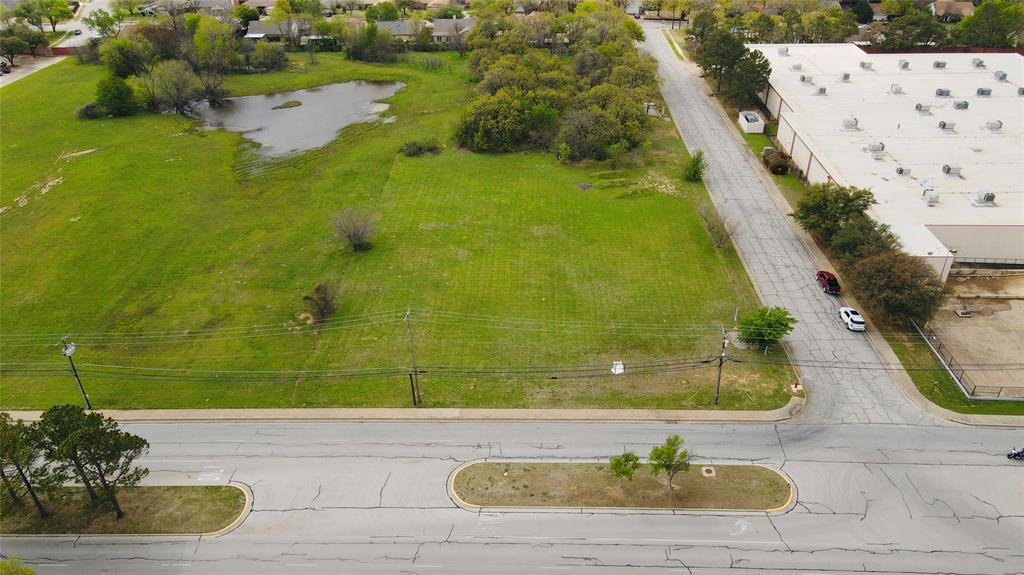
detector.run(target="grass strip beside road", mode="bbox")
[1,486,246,535]
[453,462,791,511]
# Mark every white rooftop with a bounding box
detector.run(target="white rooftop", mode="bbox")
[750,44,1024,265]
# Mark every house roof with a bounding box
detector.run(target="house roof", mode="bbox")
[246,19,307,36]
[932,0,975,16]
[431,17,474,37]
[242,0,278,7]
[375,19,426,36]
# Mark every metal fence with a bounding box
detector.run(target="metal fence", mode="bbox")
[912,321,1024,401]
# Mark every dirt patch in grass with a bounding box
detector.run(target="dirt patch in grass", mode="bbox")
[1,486,246,535]
[453,462,791,510]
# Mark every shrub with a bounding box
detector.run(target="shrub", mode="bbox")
[332,209,377,251]
[683,150,707,182]
[401,139,441,157]
[96,75,137,117]
[303,282,338,323]
[251,41,287,71]
[738,306,797,349]
[697,201,731,249]
[456,91,528,152]
[77,102,107,119]
[849,251,948,326]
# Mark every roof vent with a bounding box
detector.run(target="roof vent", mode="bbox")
[942,164,962,175]
[985,120,1003,130]
[790,63,803,71]
[840,72,850,82]
[994,71,1007,81]
[860,61,873,70]
[936,88,951,97]
[896,167,912,176]
[843,117,859,129]
[953,100,969,110]
[915,103,932,112]
[778,47,789,55]
[898,59,910,70]
[817,86,827,95]
[867,142,885,152]
[924,191,940,206]
[977,87,992,96]
[933,60,947,69]
[972,58,985,68]
[976,191,996,204]
[890,83,904,94]
[938,120,955,131]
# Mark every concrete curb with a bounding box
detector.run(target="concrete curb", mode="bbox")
[2,396,805,423]
[0,482,252,538]
[447,458,797,516]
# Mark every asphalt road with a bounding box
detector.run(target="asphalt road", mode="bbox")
[3,21,1022,575]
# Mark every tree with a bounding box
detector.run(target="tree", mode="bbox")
[648,434,689,492]
[695,29,745,91]
[234,4,260,26]
[880,0,915,17]
[955,0,1024,48]
[697,200,731,249]
[193,16,236,103]
[40,0,72,32]
[303,282,337,322]
[0,35,29,65]
[720,49,770,107]
[365,1,398,20]
[688,9,720,43]
[33,405,103,505]
[97,75,137,116]
[65,417,149,519]
[457,90,529,152]
[829,214,901,269]
[252,40,288,70]
[799,6,857,43]
[16,25,46,57]
[332,208,377,251]
[14,0,45,34]
[851,0,873,24]
[792,182,876,243]
[112,0,142,15]
[873,9,948,50]
[151,59,201,115]
[0,414,49,519]
[101,37,153,78]
[82,8,126,39]
[738,306,797,349]
[683,149,706,182]
[609,450,640,489]
[850,251,947,325]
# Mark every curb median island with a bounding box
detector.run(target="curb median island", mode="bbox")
[449,461,795,514]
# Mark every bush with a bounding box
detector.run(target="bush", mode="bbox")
[697,201,731,249]
[401,139,441,157]
[457,91,528,152]
[303,282,337,323]
[761,148,790,175]
[96,75,137,117]
[251,41,287,71]
[332,209,377,251]
[849,251,948,326]
[77,102,107,119]
[738,306,797,349]
[683,150,707,182]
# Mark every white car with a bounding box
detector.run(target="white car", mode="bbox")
[839,307,866,332]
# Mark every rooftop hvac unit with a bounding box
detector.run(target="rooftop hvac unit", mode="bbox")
[898,59,910,70]
[972,58,985,68]
[915,103,932,112]
[860,61,873,70]
[977,87,992,96]
[843,118,859,129]
[790,63,803,71]
[867,142,885,152]
[933,60,947,69]
[778,47,789,55]
[925,191,939,206]
[840,72,850,81]
[890,83,904,94]
[994,71,1007,81]
[985,120,1003,130]
[1019,87,1024,96]
[936,88,951,97]
[977,191,996,204]
[938,120,956,130]
[953,100,969,110]
[817,86,827,95]
[800,74,813,83]
[896,167,912,176]
[942,164,962,175]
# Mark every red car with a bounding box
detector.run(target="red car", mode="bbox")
[816,270,841,294]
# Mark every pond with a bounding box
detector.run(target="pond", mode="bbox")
[192,81,405,158]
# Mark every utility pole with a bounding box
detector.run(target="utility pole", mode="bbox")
[714,327,728,406]
[59,337,91,410]
[404,309,421,406]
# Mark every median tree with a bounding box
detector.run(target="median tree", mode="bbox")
[65,418,149,519]
[33,404,104,506]
[14,0,45,34]
[82,8,126,39]
[0,414,49,519]
[738,306,797,350]
[609,450,641,489]
[648,434,690,492]
[849,251,948,326]
[792,182,876,243]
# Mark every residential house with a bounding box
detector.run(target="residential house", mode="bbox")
[138,0,235,17]
[375,19,427,41]
[931,0,974,22]
[244,18,309,41]
[431,17,474,44]
[241,0,277,15]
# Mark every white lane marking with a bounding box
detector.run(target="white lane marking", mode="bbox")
[35,565,68,568]
[465,535,774,545]
[160,563,192,567]
[286,564,317,568]
[539,568,571,571]
[198,466,225,482]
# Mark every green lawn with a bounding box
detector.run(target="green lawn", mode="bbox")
[0,54,793,410]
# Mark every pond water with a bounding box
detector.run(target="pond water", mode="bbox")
[192,81,404,157]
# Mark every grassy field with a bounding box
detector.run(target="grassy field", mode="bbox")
[453,462,792,510]
[1,486,245,534]
[0,54,794,410]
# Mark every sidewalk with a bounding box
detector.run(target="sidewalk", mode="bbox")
[4,396,804,423]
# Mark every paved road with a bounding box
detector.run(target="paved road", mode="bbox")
[56,0,116,47]
[641,23,932,427]
[3,421,1022,574]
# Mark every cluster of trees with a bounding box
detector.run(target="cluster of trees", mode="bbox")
[0,22,46,64]
[691,23,771,108]
[610,434,691,492]
[685,4,859,45]
[1,405,149,520]
[793,183,947,325]
[0,0,65,65]
[867,0,1024,50]
[457,1,657,161]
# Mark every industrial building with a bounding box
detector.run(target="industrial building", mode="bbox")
[749,44,1024,280]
